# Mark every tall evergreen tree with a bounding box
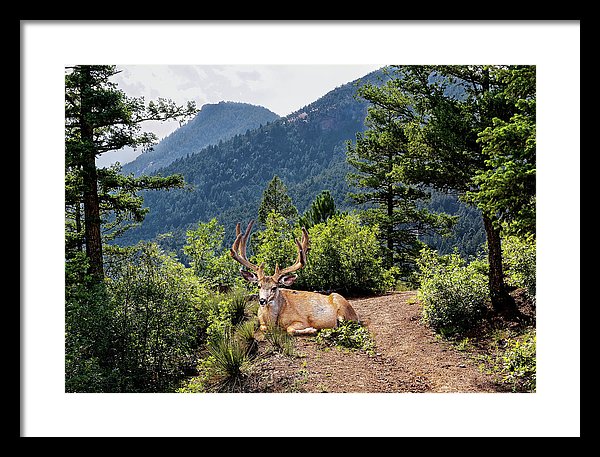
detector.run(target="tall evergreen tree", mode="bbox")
[466,66,536,237]
[384,65,536,314]
[347,82,455,272]
[257,175,298,225]
[65,65,197,280]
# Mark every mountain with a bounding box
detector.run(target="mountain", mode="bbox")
[117,69,386,250]
[122,101,280,176]
[116,68,485,259]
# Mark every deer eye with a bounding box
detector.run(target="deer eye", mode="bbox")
[271,286,277,293]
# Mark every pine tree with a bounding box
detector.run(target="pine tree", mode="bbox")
[347,81,455,272]
[385,65,536,314]
[257,175,298,225]
[65,65,197,280]
[298,190,339,229]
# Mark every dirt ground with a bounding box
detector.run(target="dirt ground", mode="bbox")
[243,291,513,393]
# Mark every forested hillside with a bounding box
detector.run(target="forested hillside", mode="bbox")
[122,101,280,176]
[117,69,484,257]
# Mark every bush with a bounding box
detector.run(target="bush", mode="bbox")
[478,329,536,393]
[499,329,536,392]
[250,211,298,276]
[502,234,536,304]
[103,242,204,392]
[204,325,255,392]
[65,254,118,392]
[416,248,489,337]
[183,218,245,291]
[264,323,296,357]
[296,213,394,295]
[316,319,375,354]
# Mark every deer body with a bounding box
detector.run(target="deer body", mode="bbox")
[230,220,360,335]
[258,288,359,335]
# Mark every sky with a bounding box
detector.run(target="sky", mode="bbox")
[97,64,383,166]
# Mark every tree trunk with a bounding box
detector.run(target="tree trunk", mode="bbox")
[80,67,104,281]
[386,183,394,267]
[82,158,103,280]
[482,213,516,314]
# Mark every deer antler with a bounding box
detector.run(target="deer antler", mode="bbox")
[274,227,310,279]
[230,220,262,274]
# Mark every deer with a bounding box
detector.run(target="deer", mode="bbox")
[230,220,360,336]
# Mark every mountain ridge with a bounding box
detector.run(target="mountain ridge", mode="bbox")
[122,101,280,176]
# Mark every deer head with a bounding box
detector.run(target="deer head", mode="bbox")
[230,220,310,307]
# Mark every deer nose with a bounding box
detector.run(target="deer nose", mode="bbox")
[259,298,267,306]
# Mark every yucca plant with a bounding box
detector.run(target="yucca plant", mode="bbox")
[264,323,296,357]
[228,287,249,326]
[206,326,251,392]
[234,318,259,357]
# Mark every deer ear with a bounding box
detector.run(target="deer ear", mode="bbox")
[240,269,259,283]
[278,274,298,287]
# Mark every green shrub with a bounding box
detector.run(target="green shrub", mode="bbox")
[234,318,260,357]
[250,211,298,276]
[183,218,245,291]
[204,326,253,392]
[199,287,251,342]
[316,319,375,354]
[103,242,204,392]
[65,262,116,392]
[296,213,394,295]
[416,248,489,337]
[499,329,536,392]
[502,234,536,304]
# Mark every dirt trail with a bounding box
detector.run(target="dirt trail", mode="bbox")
[248,291,500,393]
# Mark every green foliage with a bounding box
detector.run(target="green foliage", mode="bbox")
[197,287,250,342]
[204,326,254,392]
[346,83,456,272]
[500,330,536,392]
[479,329,536,393]
[502,234,536,303]
[316,319,375,354]
[467,67,536,237]
[234,318,260,357]
[295,213,394,295]
[257,175,298,225]
[298,190,339,229]
[102,243,203,392]
[251,211,298,275]
[416,248,489,337]
[183,218,243,290]
[65,258,116,392]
